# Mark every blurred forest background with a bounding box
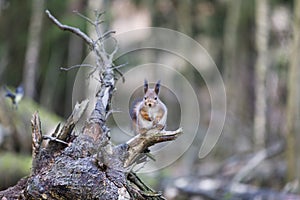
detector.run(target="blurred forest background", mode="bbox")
[0,0,300,199]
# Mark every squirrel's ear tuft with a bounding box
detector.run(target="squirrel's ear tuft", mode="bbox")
[144,79,148,93]
[155,80,161,94]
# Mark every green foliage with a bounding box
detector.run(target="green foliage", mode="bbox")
[0,152,31,190]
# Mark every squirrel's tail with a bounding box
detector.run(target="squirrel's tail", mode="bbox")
[129,98,142,120]
[129,98,142,135]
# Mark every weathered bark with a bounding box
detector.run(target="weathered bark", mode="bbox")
[0,10,182,200]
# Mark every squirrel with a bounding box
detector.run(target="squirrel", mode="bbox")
[130,80,167,134]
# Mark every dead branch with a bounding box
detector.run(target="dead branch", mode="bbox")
[60,64,96,71]
[125,128,183,168]
[45,10,93,47]
[231,141,284,183]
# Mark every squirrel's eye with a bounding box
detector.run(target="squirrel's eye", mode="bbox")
[144,96,147,100]
[154,97,157,100]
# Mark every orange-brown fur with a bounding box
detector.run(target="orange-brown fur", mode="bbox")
[131,80,167,134]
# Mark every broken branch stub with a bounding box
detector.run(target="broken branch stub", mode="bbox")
[124,128,183,168]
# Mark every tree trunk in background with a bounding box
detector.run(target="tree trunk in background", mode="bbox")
[40,49,63,110]
[23,0,44,98]
[0,45,8,80]
[64,35,84,116]
[177,0,192,35]
[254,0,269,149]
[286,0,300,184]
[64,0,85,116]
[223,0,242,143]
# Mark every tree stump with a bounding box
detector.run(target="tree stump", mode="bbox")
[0,10,182,200]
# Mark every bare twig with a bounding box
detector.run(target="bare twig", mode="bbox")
[91,11,111,66]
[60,64,96,71]
[108,37,119,61]
[112,62,126,82]
[73,10,95,26]
[43,135,69,145]
[101,30,116,41]
[94,12,103,44]
[105,109,122,120]
[112,62,128,70]
[45,10,94,47]
[114,68,125,82]
[93,9,106,21]
[94,30,116,45]
[74,10,105,27]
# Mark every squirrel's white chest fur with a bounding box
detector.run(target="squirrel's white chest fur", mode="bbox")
[136,105,154,129]
[136,101,167,130]
[147,106,160,120]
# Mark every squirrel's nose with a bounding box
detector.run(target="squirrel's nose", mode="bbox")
[148,103,152,107]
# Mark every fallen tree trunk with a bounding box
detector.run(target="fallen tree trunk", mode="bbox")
[165,142,298,200]
[169,177,300,200]
[0,10,182,200]
[169,176,300,200]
